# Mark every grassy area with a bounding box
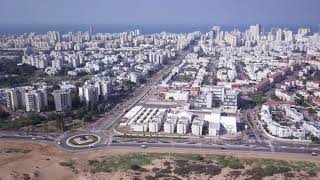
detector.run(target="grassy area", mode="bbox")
[88,153,320,179]
[0,113,48,130]
[89,153,160,173]
[59,159,76,169]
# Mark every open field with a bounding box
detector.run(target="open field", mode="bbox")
[0,140,320,180]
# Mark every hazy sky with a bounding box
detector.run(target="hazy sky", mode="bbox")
[0,0,319,25]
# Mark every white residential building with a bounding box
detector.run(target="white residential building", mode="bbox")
[52,89,72,112]
[260,105,306,139]
[191,118,204,136]
[25,89,48,112]
[164,120,176,133]
[5,87,30,110]
[285,106,304,122]
[176,119,189,134]
[303,121,320,138]
[79,85,99,105]
[204,110,237,136]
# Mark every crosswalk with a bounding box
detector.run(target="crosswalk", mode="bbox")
[107,134,113,146]
[267,140,275,152]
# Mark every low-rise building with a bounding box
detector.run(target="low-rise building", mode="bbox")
[191,118,205,136]
[303,121,320,138]
[275,89,295,102]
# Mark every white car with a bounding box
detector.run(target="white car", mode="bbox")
[89,144,95,148]
[57,141,61,145]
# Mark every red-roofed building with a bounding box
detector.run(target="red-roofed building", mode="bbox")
[265,100,291,107]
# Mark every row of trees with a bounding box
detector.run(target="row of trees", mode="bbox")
[0,113,47,130]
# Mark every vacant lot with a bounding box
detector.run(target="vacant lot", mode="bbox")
[0,140,320,180]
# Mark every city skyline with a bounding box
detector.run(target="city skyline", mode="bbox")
[1,1,320,179]
[0,0,319,25]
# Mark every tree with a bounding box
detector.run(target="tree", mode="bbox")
[0,106,9,119]
[311,135,320,144]
[308,108,317,115]
[271,93,280,100]
[54,116,65,132]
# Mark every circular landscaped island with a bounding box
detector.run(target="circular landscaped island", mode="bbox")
[66,134,100,147]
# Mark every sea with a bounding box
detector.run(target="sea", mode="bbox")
[0,24,319,34]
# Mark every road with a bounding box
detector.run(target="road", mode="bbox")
[1,134,320,156]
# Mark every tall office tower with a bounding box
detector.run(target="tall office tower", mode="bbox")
[276,29,284,41]
[89,25,94,36]
[209,26,217,39]
[249,24,261,41]
[57,32,61,43]
[224,32,238,47]
[25,90,48,112]
[211,26,220,41]
[267,29,276,41]
[298,28,310,37]
[5,87,29,110]
[283,30,293,42]
[135,29,140,36]
[52,89,72,112]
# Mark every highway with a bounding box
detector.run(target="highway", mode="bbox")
[1,134,320,156]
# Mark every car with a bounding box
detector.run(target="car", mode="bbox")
[31,137,36,140]
[57,141,61,145]
[140,145,147,149]
[311,152,318,156]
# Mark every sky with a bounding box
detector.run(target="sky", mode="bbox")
[0,0,319,25]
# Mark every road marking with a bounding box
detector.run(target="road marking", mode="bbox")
[267,140,275,152]
[107,134,113,146]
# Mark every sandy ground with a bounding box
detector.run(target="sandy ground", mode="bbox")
[0,140,320,180]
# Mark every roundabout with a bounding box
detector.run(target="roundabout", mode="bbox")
[66,134,101,148]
